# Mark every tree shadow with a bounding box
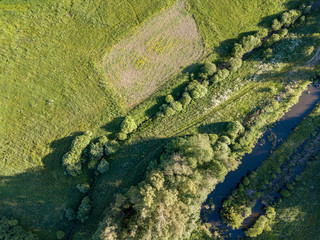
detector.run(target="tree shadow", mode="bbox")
[198,122,230,135]
[0,133,89,239]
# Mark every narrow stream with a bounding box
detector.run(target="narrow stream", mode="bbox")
[201,85,320,239]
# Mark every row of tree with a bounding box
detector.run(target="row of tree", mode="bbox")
[94,121,245,240]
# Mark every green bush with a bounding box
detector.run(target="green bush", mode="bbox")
[104,140,120,155]
[56,231,65,240]
[185,80,208,99]
[264,48,273,59]
[255,28,269,39]
[272,19,282,31]
[279,28,289,38]
[219,136,231,145]
[170,101,183,112]
[165,94,174,103]
[76,183,90,193]
[77,196,92,223]
[280,189,291,198]
[212,69,230,83]
[233,43,245,58]
[62,131,92,177]
[241,35,261,53]
[179,92,192,107]
[120,116,137,134]
[228,58,242,73]
[199,62,217,79]
[97,158,110,174]
[65,208,76,221]
[117,132,128,141]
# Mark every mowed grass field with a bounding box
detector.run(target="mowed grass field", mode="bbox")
[0,0,312,239]
[102,1,204,108]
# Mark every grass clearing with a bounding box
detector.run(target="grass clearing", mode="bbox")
[102,1,204,108]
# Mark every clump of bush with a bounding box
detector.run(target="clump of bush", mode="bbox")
[0,217,39,240]
[227,58,242,73]
[199,61,217,79]
[62,131,92,177]
[245,207,276,237]
[179,92,192,108]
[65,208,76,221]
[185,80,208,99]
[77,196,92,223]
[117,116,137,141]
[211,69,230,83]
[76,183,90,193]
[97,158,110,174]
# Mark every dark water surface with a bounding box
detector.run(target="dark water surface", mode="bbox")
[201,85,320,238]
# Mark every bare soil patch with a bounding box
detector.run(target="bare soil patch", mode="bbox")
[102,1,204,108]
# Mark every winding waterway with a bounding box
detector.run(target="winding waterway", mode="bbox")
[201,84,320,239]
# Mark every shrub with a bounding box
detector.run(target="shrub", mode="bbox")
[104,140,120,155]
[0,217,39,240]
[264,48,273,59]
[117,132,128,141]
[76,183,90,193]
[62,131,92,177]
[199,62,217,79]
[281,10,301,27]
[219,136,231,145]
[163,105,176,116]
[233,43,245,58]
[209,134,219,145]
[56,231,65,240]
[279,28,288,38]
[272,19,282,31]
[241,35,261,53]
[212,69,230,83]
[165,94,174,103]
[304,46,314,57]
[179,92,192,107]
[264,34,281,47]
[228,58,242,72]
[255,28,269,39]
[226,121,244,140]
[65,208,76,221]
[77,196,92,223]
[97,158,110,174]
[89,142,104,160]
[243,177,250,186]
[170,101,183,112]
[120,116,137,134]
[280,189,291,197]
[186,80,208,99]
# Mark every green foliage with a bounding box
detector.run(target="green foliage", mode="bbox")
[272,19,282,31]
[76,183,90,194]
[209,134,219,145]
[255,28,269,39]
[165,94,175,103]
[98,134,237,239]
[245,207,276,237]
[77,196,92,223]
[280,189,291,198]
[264,48,273,59]
[226,121,244,141]
[305,45,315,57]
[179,92,192,107]
[56,231,65,240]
[170,101,183,112]
[279,28,289,38]
[0,217,39,240]
[199,62,217,79]
[219,136,231,145]
[117,132,128,141]
[233,43,245,58]
[228,58,243,73]
[65,208,76,222]
[212,69,230,83]
[104,140,120,156]
[97,159,110,174]
[120,116,137,134]
[186,80,208,99]
[241,35,262,53]
[62,131,92,177]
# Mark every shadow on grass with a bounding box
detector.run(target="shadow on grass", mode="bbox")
[0,133,88,239]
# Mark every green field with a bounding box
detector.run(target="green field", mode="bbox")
[0,0,319,239]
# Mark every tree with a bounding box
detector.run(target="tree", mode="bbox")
[170,101,183,112]
[179,92,192,107]
[199,62,217,79]
[212,69,229,83]
[62,131,92,176]
[120,116,137,134]
[165,94,174,103]
[255,28,269,39]
[233,43,244,58]
[241,35,261,53]
[77,196,92,223]
[272,19,282,31]
[228,58,242,72]
[97,158,110,174]
[76,183,90,193]
[185,81,208,99]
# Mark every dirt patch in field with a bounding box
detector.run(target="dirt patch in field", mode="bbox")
[102,1,204,108]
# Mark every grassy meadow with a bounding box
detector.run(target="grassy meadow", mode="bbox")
[0,0,318,239]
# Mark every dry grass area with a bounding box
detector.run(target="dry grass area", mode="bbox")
[102,1,204,108]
